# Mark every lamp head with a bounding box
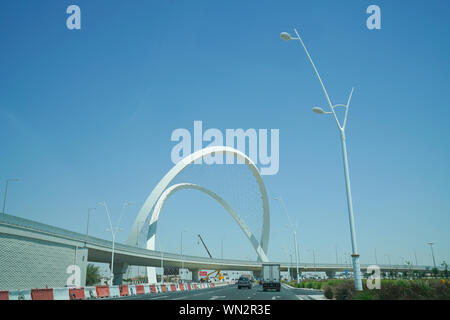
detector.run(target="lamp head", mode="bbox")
[312,107,326,114]
[280,32,293,41]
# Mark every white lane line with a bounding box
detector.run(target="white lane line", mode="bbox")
[209,296,226,300]
[149,295,169,300]
[308,295,327,300]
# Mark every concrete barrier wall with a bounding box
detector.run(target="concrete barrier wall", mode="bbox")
[0,233,87,291]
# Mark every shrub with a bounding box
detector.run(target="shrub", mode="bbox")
[314,282,323,290]
[323,286,333,299]
[353,290,376,300]
[430,280,450,299]
[333,281,355,300]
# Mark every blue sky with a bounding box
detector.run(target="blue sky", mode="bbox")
[1,0,449,267]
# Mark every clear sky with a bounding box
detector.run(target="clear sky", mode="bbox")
[1,0,449,267]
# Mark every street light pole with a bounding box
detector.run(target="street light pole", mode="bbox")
[335,246,339,265]
[280,28,363,291]
[428,242,437,269]
[313,249,316,273]
[157,240,164,284]
[181,229,187,282]
[85,208,96,243]
[135,221,144,278]
[274,197,300,284]
[98,201,131,285]
[385,254,392,279]
[2,179,19,214]
[290,254,293,282]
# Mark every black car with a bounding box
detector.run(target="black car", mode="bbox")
[237,276,252,289]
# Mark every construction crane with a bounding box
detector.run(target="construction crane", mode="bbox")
[197,234,224,282]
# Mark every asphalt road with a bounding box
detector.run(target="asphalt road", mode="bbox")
[114,283,325,300]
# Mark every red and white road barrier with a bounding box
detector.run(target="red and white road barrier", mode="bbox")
[0,291,9,300]
[84,286,98,299]
[8,289,32,300]
[0,281,232,300]
[53,288,70,300]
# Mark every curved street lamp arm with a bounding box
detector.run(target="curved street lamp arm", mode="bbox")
[343,88,354,129]
[97,202,116,239]
[115,202,131,234]
[293,28,333,109]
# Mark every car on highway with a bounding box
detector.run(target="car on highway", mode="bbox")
[237,275,252,289]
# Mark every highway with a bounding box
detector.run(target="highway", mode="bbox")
[112,283,325,300]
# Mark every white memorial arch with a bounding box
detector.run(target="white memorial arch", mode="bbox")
[126,146,270,283]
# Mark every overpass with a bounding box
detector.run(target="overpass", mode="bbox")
[0,213,434,290]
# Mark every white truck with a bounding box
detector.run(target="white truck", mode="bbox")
[261,263,281,292]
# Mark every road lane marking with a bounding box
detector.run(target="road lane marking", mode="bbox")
[308,295,327,300]
[149,295,169,300]
[210,296,226,300]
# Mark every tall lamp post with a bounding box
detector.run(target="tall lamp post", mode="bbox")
[282,247,291,282]
[181,229,188,282]
[85,207,96,243]
[428,242,437,269]
[274,197,300,284]
[2,178,19,214]
[97,201,132,285]
[385,254,393,279]
[280,28,363,291]
[135,221,144,278]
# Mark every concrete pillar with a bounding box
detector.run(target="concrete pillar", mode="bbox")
[112,262,128,285]
[289,269,299,282]
[191,269,200,282]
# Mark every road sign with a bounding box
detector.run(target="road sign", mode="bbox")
[199,271,208,277]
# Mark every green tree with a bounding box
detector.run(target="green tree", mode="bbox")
[86,264,102,286]
[441,261,448,278]
[432,267,439,278]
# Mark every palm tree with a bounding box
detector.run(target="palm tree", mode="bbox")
[86,264,102,286]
